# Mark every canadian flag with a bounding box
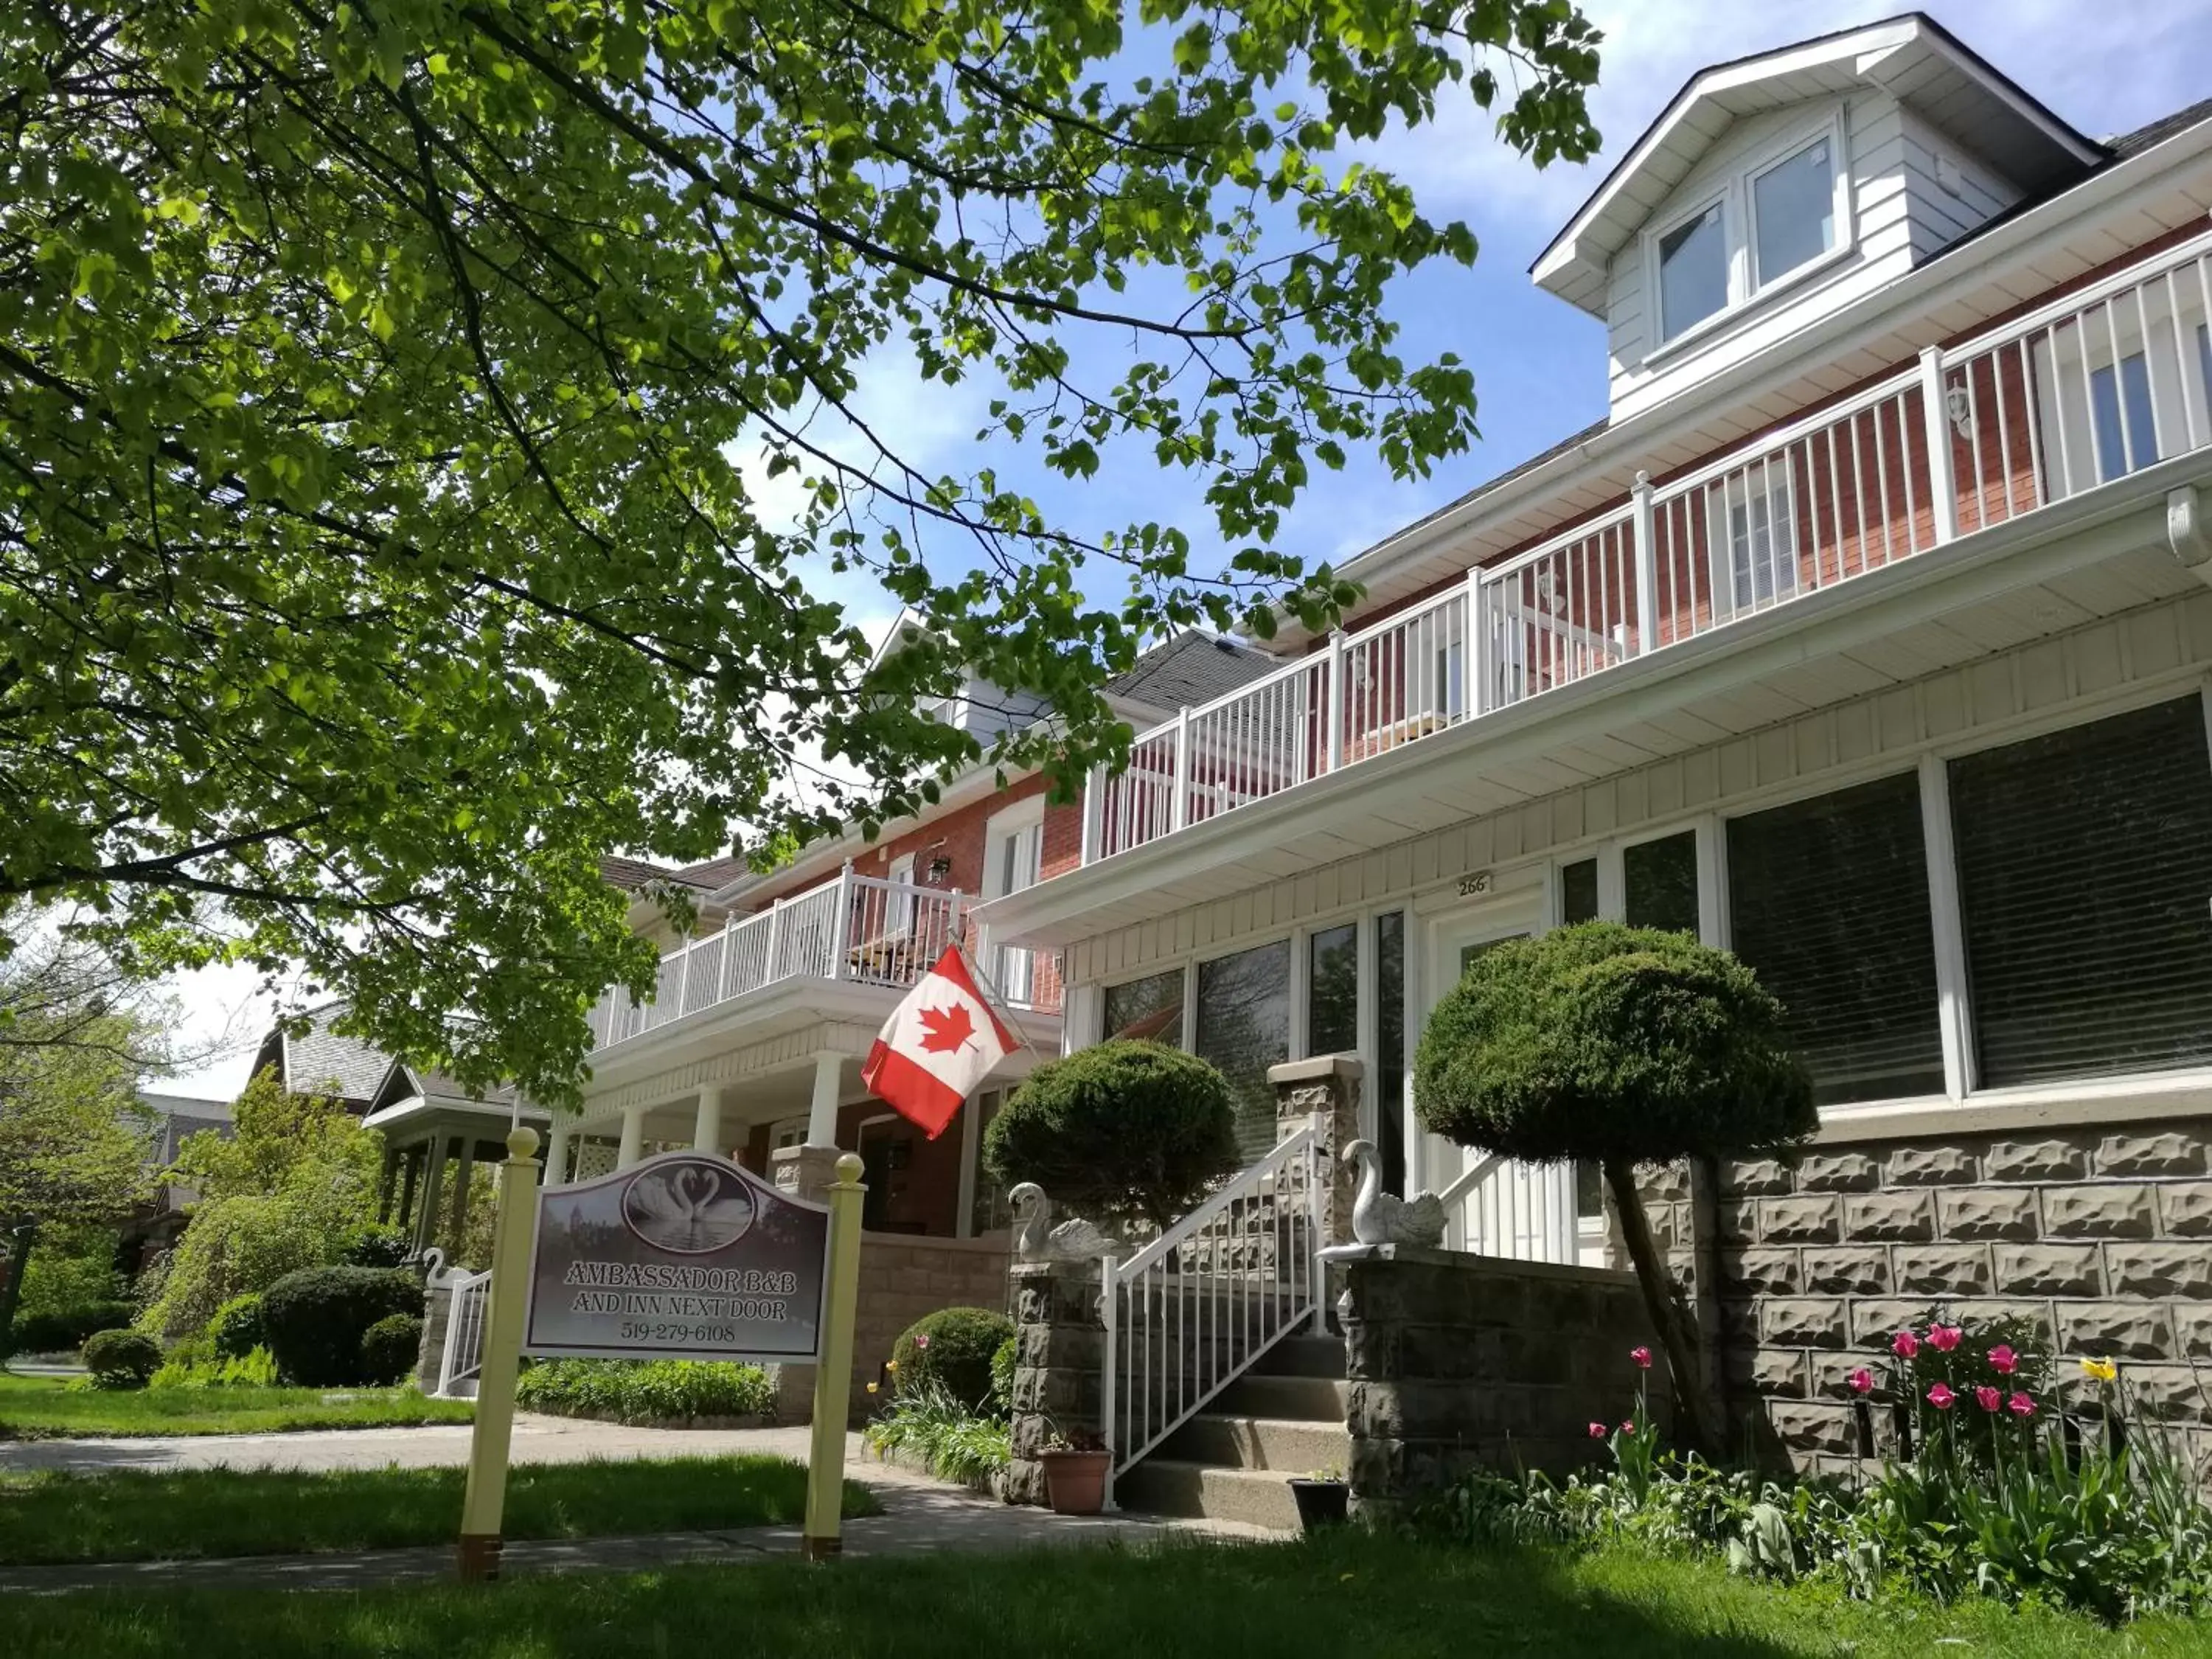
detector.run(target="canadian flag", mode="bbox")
[860,946,1018,1138]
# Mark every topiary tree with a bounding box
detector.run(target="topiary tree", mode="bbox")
[258,1265,422,1387]
[1414,922,1815,1457]
[891,1307,1016,1413]
[983,1040,1239,1231]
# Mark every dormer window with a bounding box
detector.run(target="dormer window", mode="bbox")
[1645,108,1854,350]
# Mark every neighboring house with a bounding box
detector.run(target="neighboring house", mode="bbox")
[241,1002,550,1262]
[976,15,2212,1477]
[126,1091,234,1265]
[559,622,1279,1243]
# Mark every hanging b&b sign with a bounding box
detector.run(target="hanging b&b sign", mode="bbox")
[523,1150,831,1364]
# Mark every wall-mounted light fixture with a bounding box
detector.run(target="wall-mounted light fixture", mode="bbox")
[926,854,953,882]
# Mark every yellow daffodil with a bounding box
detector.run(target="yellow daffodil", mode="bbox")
[866,1382,879,1394]
[885,1360,897,1372]
[2080,1357,2118,1383]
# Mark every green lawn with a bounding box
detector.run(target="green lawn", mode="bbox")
[0,1368,473,1439]
[3,1530,2207,1658]
[0,1455,880,1565]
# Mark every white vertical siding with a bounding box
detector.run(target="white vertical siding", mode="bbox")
[1068,591,2212,988]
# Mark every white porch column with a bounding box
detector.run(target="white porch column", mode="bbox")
[543,1120,572,1187]
[806,1052,843,1147]
[616,1104,646,1169]
[692,1085,726,1155]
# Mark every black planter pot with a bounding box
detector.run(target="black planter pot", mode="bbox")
[1287,1478,1349,1531]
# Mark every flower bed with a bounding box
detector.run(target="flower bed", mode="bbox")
[1430,1323,2212,1624]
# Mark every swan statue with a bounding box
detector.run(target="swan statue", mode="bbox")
[1009,1182,1122,1262]
[1343,1139,1447,1248]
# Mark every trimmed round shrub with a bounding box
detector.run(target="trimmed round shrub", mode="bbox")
[206,1293,266,1361]
[892,1307,1015,1413]
[1413,922,1815,1167]
[338,1225,413,1268]
[259,1265,422,1386]
[360,1313,424,1385]
[8,1302,133,1357]
[983,1040,1239,1229]
[81,1328,162,1391]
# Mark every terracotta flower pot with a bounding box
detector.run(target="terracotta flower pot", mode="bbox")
[1039,1447,1111,1514]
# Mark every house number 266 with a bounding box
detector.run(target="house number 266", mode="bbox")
[1456,871,1493,897]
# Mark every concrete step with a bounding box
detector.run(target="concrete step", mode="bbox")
[1158,1411,1348,1473]
[1253,1335,1346,1380]
[1214,1371,1349,1422]
[1116,1458,1307,1531]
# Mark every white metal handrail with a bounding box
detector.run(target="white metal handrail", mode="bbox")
[436,1267,493,1397]
[589,868,1019,1052]
[1099,1117,1326,1506]
[1080,227,2212,865]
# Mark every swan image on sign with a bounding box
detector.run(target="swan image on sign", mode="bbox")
[622,1158,756,1253]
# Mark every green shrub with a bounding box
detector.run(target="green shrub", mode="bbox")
[863,1378,1012,1486]
[361,1314,424,1385]
[339,1224,414,1268]
[990,1333,1018,1417]
[149,1344,281,1388]
[9,1301,133,1356]
[206,1293,266,1361]
[17,1232,125,1318]
[513,1359,775,1423]
[258,1265,422,1386]
[891,1307,1014,1413]
[983,1040,1239,1229]
[81,1327,162,1390]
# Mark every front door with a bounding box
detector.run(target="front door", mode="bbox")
[1425,898,1578,1264]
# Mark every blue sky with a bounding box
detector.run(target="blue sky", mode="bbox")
[161,1,2212,1097]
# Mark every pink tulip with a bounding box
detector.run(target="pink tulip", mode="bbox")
[2007,1392,2036,1417]
[1927,1324,1962,1353]
[1846,1368,1874,1395]
[1927,1383,1957,1410]
[1588,1422,1607,1439]
[914,1334,931,1350]
[1987,1344,2017,1375]
[1891,1330,1921,1358]
[1975,1385,2002,1412]
[1621,1420,1635,1436]
[1630,1346,1652,1369]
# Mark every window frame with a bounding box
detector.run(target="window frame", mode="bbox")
[1641,105,1856,354]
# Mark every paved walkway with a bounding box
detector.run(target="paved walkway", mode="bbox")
[0,1416,1276,1594]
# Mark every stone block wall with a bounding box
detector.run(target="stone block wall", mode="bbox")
[1006,1260,1105,1506]
[1710,1117,2212,1477]
[1338,1245,1664,1519]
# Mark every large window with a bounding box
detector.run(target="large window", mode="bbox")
[1726,473,1798,608]
[1657,201,1728,341]
[1750,136,1837,287]
[1307,923,1358,1057]
[1374,912,1407,1198]
[1196,941,1292,1159]
[1726,772,1947,1105]
[1624,830,1699,935]
[1949,696,2212,1088]
[1103,968,1183,1045]
[1561,856,1600,925]
[2090,351,2159,481]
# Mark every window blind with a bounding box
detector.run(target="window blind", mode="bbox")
[1949,695,2212,1088]
[1726,771,1946,1105]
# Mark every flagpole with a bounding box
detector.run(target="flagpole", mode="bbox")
[953,936,1045,1068]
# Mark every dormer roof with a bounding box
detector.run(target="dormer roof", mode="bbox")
[1531,13,2101,319]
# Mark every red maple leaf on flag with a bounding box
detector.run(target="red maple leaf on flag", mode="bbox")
[916,1002,975,1054]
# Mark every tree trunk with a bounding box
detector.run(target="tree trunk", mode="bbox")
[1602,1161,1719,1461]
[0,1222,37,1359]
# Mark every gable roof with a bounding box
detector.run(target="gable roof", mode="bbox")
[1531,13,2101,318]
[248,1001,392,1110]
[1108,631,1281,716]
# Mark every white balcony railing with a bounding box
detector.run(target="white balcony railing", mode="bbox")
[588,871,984,1053]
[1079,230,2212,864]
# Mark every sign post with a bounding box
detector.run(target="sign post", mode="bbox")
[458,1124,542,1582]
[802,1152,867,1560]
